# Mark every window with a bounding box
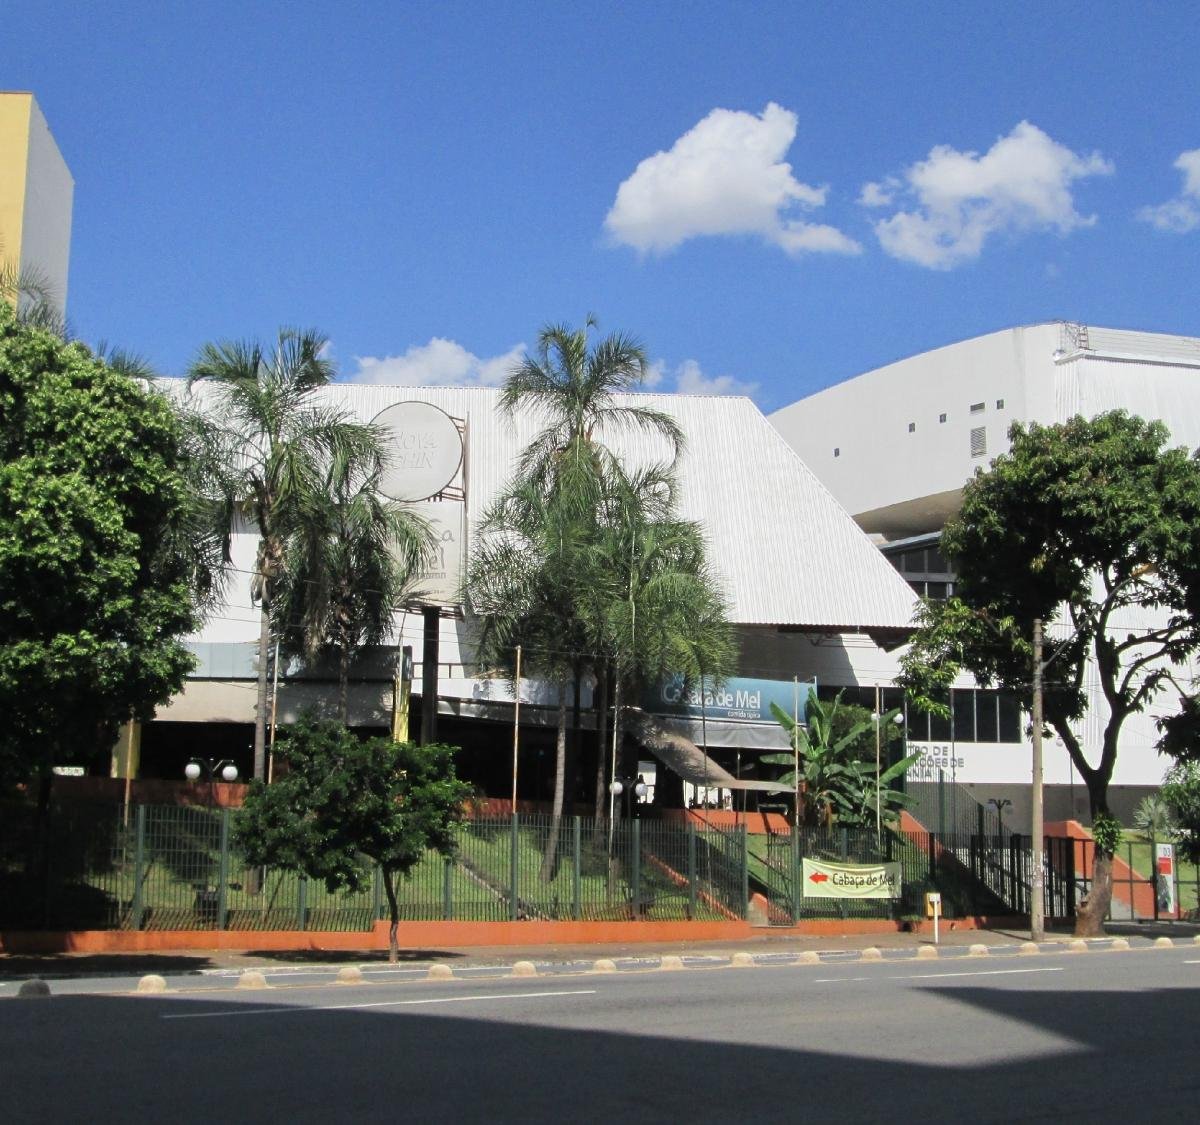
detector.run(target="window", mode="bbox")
[970,427,987,457]
[970,402,985,413]
[998,694,1022,742]
[952,690,976,741]
[833,447,840,457]
[908,421,916,433]
[939,412,947,423]
[996,398,1005,410]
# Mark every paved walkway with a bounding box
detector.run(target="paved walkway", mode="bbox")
[6,919,1195,980]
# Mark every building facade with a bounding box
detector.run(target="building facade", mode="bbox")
[771,322,1200,827]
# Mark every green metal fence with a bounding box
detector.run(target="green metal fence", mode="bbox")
[3,800,1125,932]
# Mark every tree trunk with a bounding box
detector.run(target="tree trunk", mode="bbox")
[253,593,271,781]
[381,867,400,963]
[593,665,609,825]
[338,642,350,724]
[1074,849,1113,937]
[540,678,569,882]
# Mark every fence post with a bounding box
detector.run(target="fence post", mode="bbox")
[631,820,642,920]
[937,769,946,836]
[791,823,801,924]
[131,804,147,931]
[217,808,230,931]
[572,816,582,921]
[741,824,750,919]
[927,830,936,883]
[443,855,453,921]
[687,822,698,920]
[509,812,519,922]
[298,876,308,931]
[839,827,849,921]
[1067,839,1077,916]
[372,865,383,922]
[969,835,979,913]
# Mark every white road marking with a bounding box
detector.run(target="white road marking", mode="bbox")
[161,988,597,1020]
[814,967,1064,984]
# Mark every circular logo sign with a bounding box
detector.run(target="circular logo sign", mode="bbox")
[371,401,463,501]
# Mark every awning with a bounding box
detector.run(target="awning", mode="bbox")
[628,711,788,794]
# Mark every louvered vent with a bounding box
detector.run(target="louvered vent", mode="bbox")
[970,427,987,457]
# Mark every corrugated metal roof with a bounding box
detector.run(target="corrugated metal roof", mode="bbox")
[170,380,918,631]
[1065,325,1200,366]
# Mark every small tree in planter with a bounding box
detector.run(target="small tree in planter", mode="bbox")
[235,715,470,962]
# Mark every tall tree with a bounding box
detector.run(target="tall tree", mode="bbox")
[488,320,683,860]
[899,411,1200,935]
[467,478,590,879]
[276,454,433,722]
[0,302,197,794]
[235,715,470,962]
[187,330,382,778]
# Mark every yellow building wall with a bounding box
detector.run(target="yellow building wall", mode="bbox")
[0,92,33,272]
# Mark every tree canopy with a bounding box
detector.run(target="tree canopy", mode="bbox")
[0,302,197,792]
[187,329,387,777]
[235,715,471,961]
[898,410,1200,934]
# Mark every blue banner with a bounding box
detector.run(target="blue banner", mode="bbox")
[645,676,816,724]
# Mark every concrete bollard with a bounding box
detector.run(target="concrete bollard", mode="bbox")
[1066,939,1089,953]
[16,979,51,998]
[136,974,168,994]
[659,955,684,971]
[336,966,364,985]
[509,961,538,978]
[730,951,755,968]
[861,947,882,961]
[968,943,989,957]
[1019,942,1040,956]
[591,959,617,974]
[236,971,269,990]
[916,945,939,960]
[426,963,454,981]
[1110,937,1131,951]
[1154,936,1174,949]
[796,950,821,965]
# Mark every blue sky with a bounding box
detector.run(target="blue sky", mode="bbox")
[6,2,1200,411]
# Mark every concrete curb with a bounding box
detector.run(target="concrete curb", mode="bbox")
[236,970,269,990]
[509,961,538,978]
[136,974,168,994]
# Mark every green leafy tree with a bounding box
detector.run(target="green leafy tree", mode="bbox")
[0,302,197,794]
[1161,763,1200,864]
[468,477,591,879]
[764,693,915,828]
[276,453,433,721]
[235,715,471,962]
[898,411,1200,936]
[187,330,384,778]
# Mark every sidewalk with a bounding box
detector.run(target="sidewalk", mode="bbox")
[0,921,1075,980]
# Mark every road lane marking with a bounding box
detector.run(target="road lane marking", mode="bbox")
[161,988,597,1020]
[813,967,1064,984]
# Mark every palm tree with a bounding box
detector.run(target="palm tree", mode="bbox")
[498,319,684,516]
[583,461,736,816]
[467,478,591,879]
[187,329,383,778]
[276,453,434,722]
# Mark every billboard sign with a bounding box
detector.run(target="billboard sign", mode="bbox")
[372,401,464,502]
[645,676,815,725]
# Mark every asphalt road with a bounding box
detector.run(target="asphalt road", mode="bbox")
[4,946,1197,1123]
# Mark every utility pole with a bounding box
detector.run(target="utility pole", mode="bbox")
[511,644,521,813]
[1030,618,1045,943]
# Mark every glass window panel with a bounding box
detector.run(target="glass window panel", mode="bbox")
[901,549,924,573]
[952,689,976,742]
[929,692,952,741]
[998,694,1022,742]
[925,581,948,600]
[907,707,930,743]
[928,546,949,572]
[976,691,999,742]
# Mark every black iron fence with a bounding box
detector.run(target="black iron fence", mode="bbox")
[3,800,1186,932]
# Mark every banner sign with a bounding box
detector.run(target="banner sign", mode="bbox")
[645,676,816,725]
[802,859,902,900]
[1156,843,1177,916]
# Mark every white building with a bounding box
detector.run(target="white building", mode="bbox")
[0,93,74,319]
[771,322,1200,826]
[143,383,920,803]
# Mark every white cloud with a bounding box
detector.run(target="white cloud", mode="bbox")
[1137,148,1200,233]
[349,338,526,386]
[604,103,860,257]
[669,358,757,398]
[865,122,1113,269]
[858,179,898,208]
